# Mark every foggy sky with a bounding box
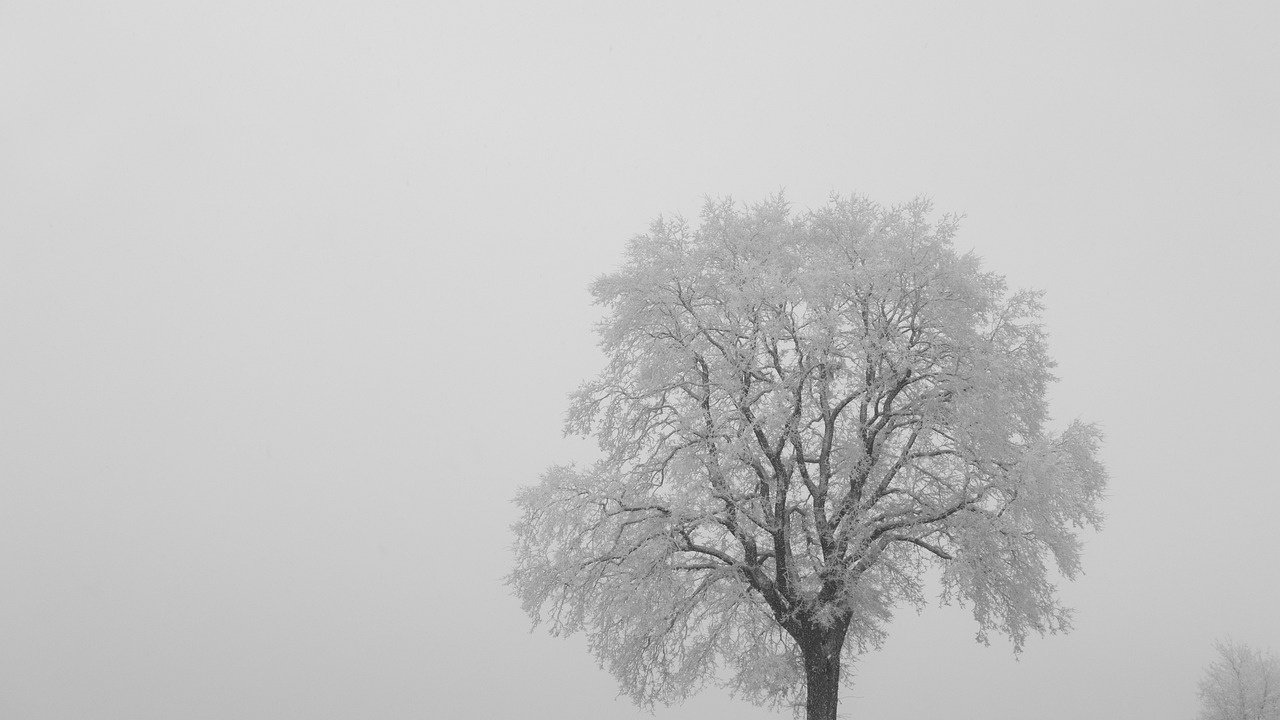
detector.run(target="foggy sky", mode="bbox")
[2,2,1278,719]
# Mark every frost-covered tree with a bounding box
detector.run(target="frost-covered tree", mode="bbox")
[508,195,1108,720]
[1199,640,1280,720]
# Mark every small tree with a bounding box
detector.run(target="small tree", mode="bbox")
[1199,639,1280,720]
[508,195,1107,720]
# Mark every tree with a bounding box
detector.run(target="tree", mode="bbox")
[508,195,1107,720]
[1199,639,1280,720]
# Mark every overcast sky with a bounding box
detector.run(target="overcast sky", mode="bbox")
[2,2,1278,719]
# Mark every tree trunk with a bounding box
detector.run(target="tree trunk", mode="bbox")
[801,629,846,720]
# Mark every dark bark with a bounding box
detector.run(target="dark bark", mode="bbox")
[798,622,848,720]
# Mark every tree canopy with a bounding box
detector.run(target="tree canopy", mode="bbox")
[1199,639,1280,720]
[508,195,1107,719]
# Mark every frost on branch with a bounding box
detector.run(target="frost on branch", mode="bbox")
[1198,639,1280,720]
[508,194,1107,715]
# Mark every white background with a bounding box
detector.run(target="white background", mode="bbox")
[2,2,1277,718]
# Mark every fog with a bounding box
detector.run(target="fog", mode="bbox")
[2,2,1277,718]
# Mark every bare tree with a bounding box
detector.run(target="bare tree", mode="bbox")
[1199,639,1280,720]
[508,195,1108,720]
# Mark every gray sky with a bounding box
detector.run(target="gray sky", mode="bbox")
[2,2,1277,718]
